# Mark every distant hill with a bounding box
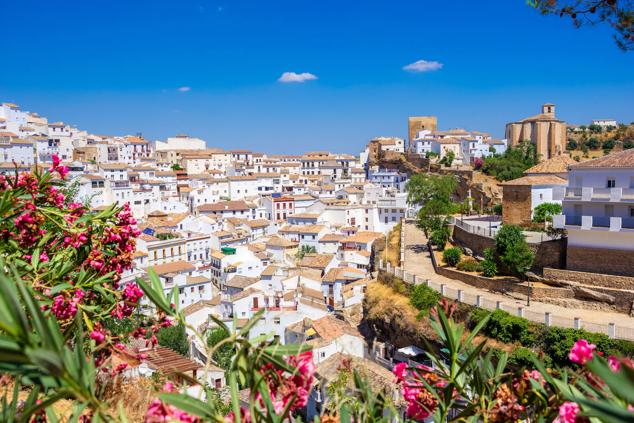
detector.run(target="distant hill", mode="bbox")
[566,123,634,161]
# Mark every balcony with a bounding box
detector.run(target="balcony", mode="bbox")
[565,187,634,202]
[553,214,634,231]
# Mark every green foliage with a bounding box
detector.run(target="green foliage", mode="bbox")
[155,232,178,240]
[507,347,547,369]
[456,258,482,272]
[157,323,190,357]
[624,139,634,149]
[495,225,534,277]
[406,173,457,236]
[566,139,578,150]
[296,245,317,259]
[171,163,184,171]
[438,150,455,167]
[442,247,462,267]
[586,137,600,150]
[492,203,503,215]
[429,225,450,250]
[409,283,441,315]
[207,326,233,371]
[532,202,562,223]
[482,141,538,181]
[425,151,439,159]
[470,309,532,345]
[588,124,603,133]
[480,248,498,278]
[603,138,615,151]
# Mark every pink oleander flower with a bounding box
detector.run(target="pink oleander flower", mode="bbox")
[608,355,621,372]
[39,252,49,262]
[554,401,581,423]
[393,362,408,381]
[90,329,106,344]
[145,382,200,423]
[569,339,596,365]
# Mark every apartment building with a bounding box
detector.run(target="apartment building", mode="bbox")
[553,149,634,276]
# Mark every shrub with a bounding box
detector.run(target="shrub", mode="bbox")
[442,247,462,267]
[495,225,534,277]
[456,258,482,272]
[480,248,498,277]
[532,202,562,223]
[482,141,537,181]
[157,323,190,357]
[409,283,441,315]
[566,139,578,150]
[471,309,532,345]
[430,226,450,250]
[507,347,550,369]
[492,203,503,215]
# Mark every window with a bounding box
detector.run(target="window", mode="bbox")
[274,317,281,325]
[607,178,616,188]
[630,207,634,217]
[320,352,326,358]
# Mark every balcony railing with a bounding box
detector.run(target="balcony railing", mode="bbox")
[553,214,634,231]
[565,187,634,202]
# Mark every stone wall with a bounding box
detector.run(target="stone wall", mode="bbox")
[544,268,634,290]
[567,246,634,277]
[452,225,566,270]
[502,185,532,226]
[436,265,572,299]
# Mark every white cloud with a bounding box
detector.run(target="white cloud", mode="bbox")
[402,60,443,73]
[177,86,192,92]
[277,72,318,83]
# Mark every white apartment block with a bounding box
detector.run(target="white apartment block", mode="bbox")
[553,149,634,277]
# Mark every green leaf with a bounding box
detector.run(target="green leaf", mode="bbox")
[159,393,218,419]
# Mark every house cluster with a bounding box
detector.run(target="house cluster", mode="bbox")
[2,102,411,395]
[411,127,507,165]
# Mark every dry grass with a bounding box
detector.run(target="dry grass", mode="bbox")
[1,377,158,422]
[378,222,401,267]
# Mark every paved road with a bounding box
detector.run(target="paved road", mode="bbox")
[401,219,634,335]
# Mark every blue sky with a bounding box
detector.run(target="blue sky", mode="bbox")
[1,0,633,154]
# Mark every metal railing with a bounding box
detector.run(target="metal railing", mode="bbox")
[378,260,634,341]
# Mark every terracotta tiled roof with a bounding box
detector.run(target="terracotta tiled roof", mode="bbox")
[319,234,346,243]
[149,260,195,276]
[501,175,567,186]
[341,231,383,244]
[322,267,366,283]
[197,200,253,212]
[300,254,334,269]
[524,155,576,175]
[225,275,258,289]
[570,148,634,169]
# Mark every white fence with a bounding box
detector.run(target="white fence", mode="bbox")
[378,260,634,342]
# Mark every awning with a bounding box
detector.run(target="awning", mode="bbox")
[397,345,425,357]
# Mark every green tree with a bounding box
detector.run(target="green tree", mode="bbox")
[442,247,462,267]
[439,150,455,167]
[171,163,184,171]
[566,139,578,150]
[529,0,634,51]
[409,283,441,316]
[157,324,190,356]
[625,139,634,149]
[532,202,562,223]
[588,124,603,133]
[494,225,534,278]
[482,141,538,181]
[603,138,616,151]
[586,137,600,150]
[296,245,317,259]
[406,173,458,237]
[207,326,233,371]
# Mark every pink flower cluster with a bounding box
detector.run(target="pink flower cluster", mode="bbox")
[49,154,69,179]
[145,382,200,423]
[112,283,144,319]
[51,290,85,321]
[84,203,141,285]
[393,362,441,420]
[553,401,581,423]
[568,339,596,365]
[258,351,316,414]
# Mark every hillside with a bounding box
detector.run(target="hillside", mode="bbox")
[566,123,634,161]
